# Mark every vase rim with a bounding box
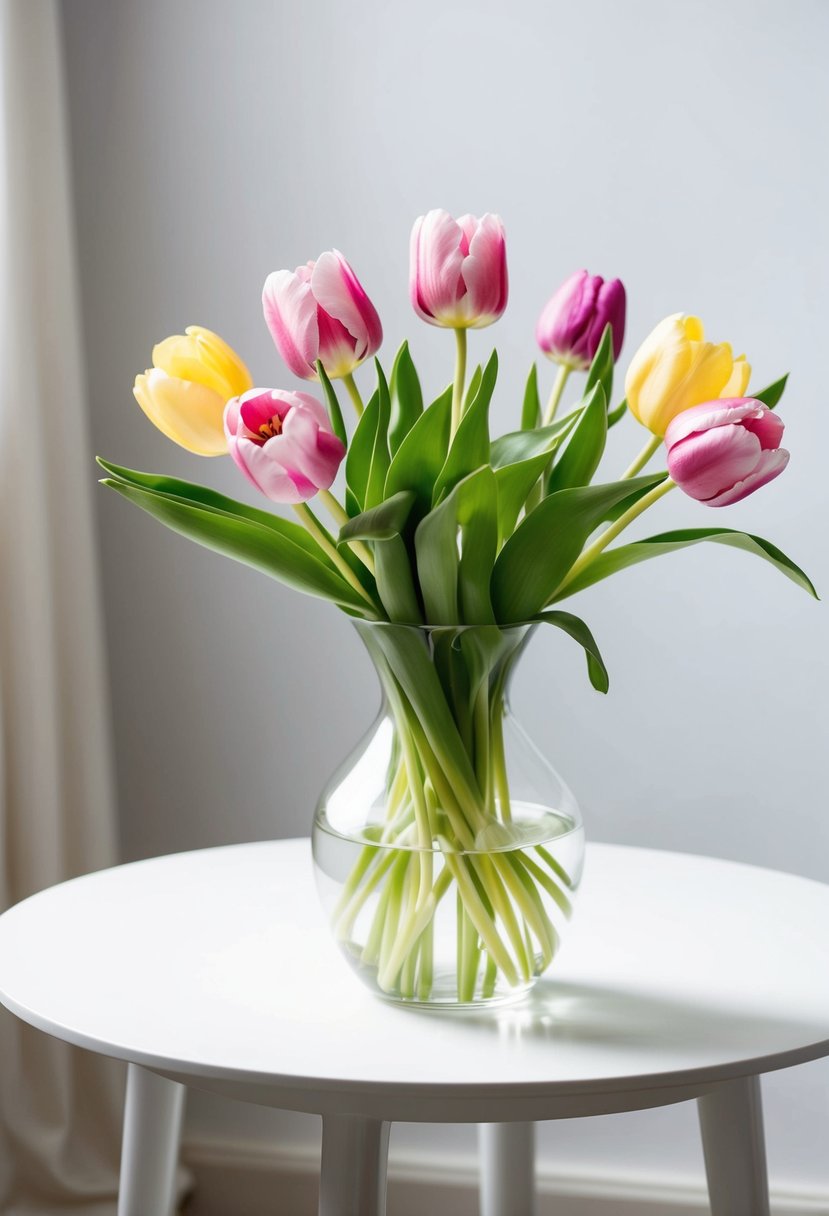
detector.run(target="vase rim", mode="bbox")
[351,619,539,638]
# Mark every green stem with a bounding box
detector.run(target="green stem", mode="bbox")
[621,433,662,479]
[476,855,532,982]
[394,701,435,903]
[342,372,365,418]
[553,477,676,598]
[377,866,452,990]
[335,833,413,940]
[482,952,498,998]
[543,363,571,426]
[473,684,492,812]
[318,489,376,575]
[440,847,519,987]
[451,327,468,438]
[292,503,378,613]
[521,853,573,919]
[417,921,434,1000]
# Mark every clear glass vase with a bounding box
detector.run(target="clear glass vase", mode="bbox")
[312,622,585,1008]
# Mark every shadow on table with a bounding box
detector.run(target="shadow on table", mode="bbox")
[399,978,829,1062]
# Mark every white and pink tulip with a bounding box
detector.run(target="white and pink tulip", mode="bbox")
[224,388,345,504]
[409,210,508,329]
[262,251,382,381]
[665,398,789,507]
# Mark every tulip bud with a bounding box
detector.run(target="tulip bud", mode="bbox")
[665,398,789,507]
[536,270,626,370]
[263,251,382,381]
[410,210,508,329]
[626,313,751,437]
[224,388,345,504]
[133,326,253,456]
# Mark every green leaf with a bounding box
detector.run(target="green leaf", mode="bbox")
[316,361,348,447]
[385,385,452,519]
[521,363,541,431]
[583,323,614,407]
[753,374,788,410]
[374,536,423,624]
[491,474,666,621]
[366,624,481,798]
[554,527,818,601]
[389,341,423,454]
[434,350,497,503]
[464,364,483,411]
[546,382,607,494]
[97,459,321,556]
[345,360,391,514]
[607,398,628,428]
[415,467,498,624]
[457,468,498,624]
[337,488,420,623]
[414,493,460,624]
[339,490,416,542]
[494,451,557,543]
[100,478,372,612]
[535,610,609,693]
[490,410,581,469]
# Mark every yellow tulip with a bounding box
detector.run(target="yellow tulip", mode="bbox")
[625,314,751,437]
[133,326,253,456]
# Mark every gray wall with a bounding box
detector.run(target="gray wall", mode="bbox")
[62,0,829,1190]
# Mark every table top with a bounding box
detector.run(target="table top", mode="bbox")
[1,839,828,1122]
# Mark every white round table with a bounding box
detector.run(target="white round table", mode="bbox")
[0,840,828,1216]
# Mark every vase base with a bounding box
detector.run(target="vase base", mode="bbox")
[342,948,541,1010]
[375,982,536,1012]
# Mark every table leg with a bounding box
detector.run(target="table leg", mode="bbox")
[478,1122,537,1216]
[118,1063,186,1216]
[319,1114,390,1216]
[697,1075,770,1216]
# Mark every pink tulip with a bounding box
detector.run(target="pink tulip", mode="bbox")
[410,210,508,329]
[262,251,382,381]
[665,398,789,507]
[536,270,626,370]
[224,388,345,504]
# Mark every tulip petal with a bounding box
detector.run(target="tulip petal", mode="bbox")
[225,406,264,492]
[134,369,228,456]
[316,307,361,378]
[742,407,785,450]
[705,449,790,506]
[460,214,508,329]
[290,390,331,429]
[186,326,253,397]
[263,270,319,379]
[235,436,311,503]
[152,334,233,398]
[594,278,627,361]
[667,423,763,501]
[410,209,465,324]
[665,398,768,447]
[232,387,327,438]
[720,354,751,398]
[277,406,345,491]
[310,251,382,365]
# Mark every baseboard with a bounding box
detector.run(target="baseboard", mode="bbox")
[181,1136,829,1216]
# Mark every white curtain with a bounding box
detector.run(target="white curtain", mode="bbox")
[0,1,124,1210]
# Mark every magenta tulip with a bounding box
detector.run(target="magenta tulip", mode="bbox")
[224,388,345,504]
[665,398,789,507]
[536,270,626,370]
[410,210,508,329]
[262,251,382,381]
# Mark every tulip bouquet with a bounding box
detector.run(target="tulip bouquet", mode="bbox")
[101,210,815,1006]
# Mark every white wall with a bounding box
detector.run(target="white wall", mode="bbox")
[61,0,829,1196]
